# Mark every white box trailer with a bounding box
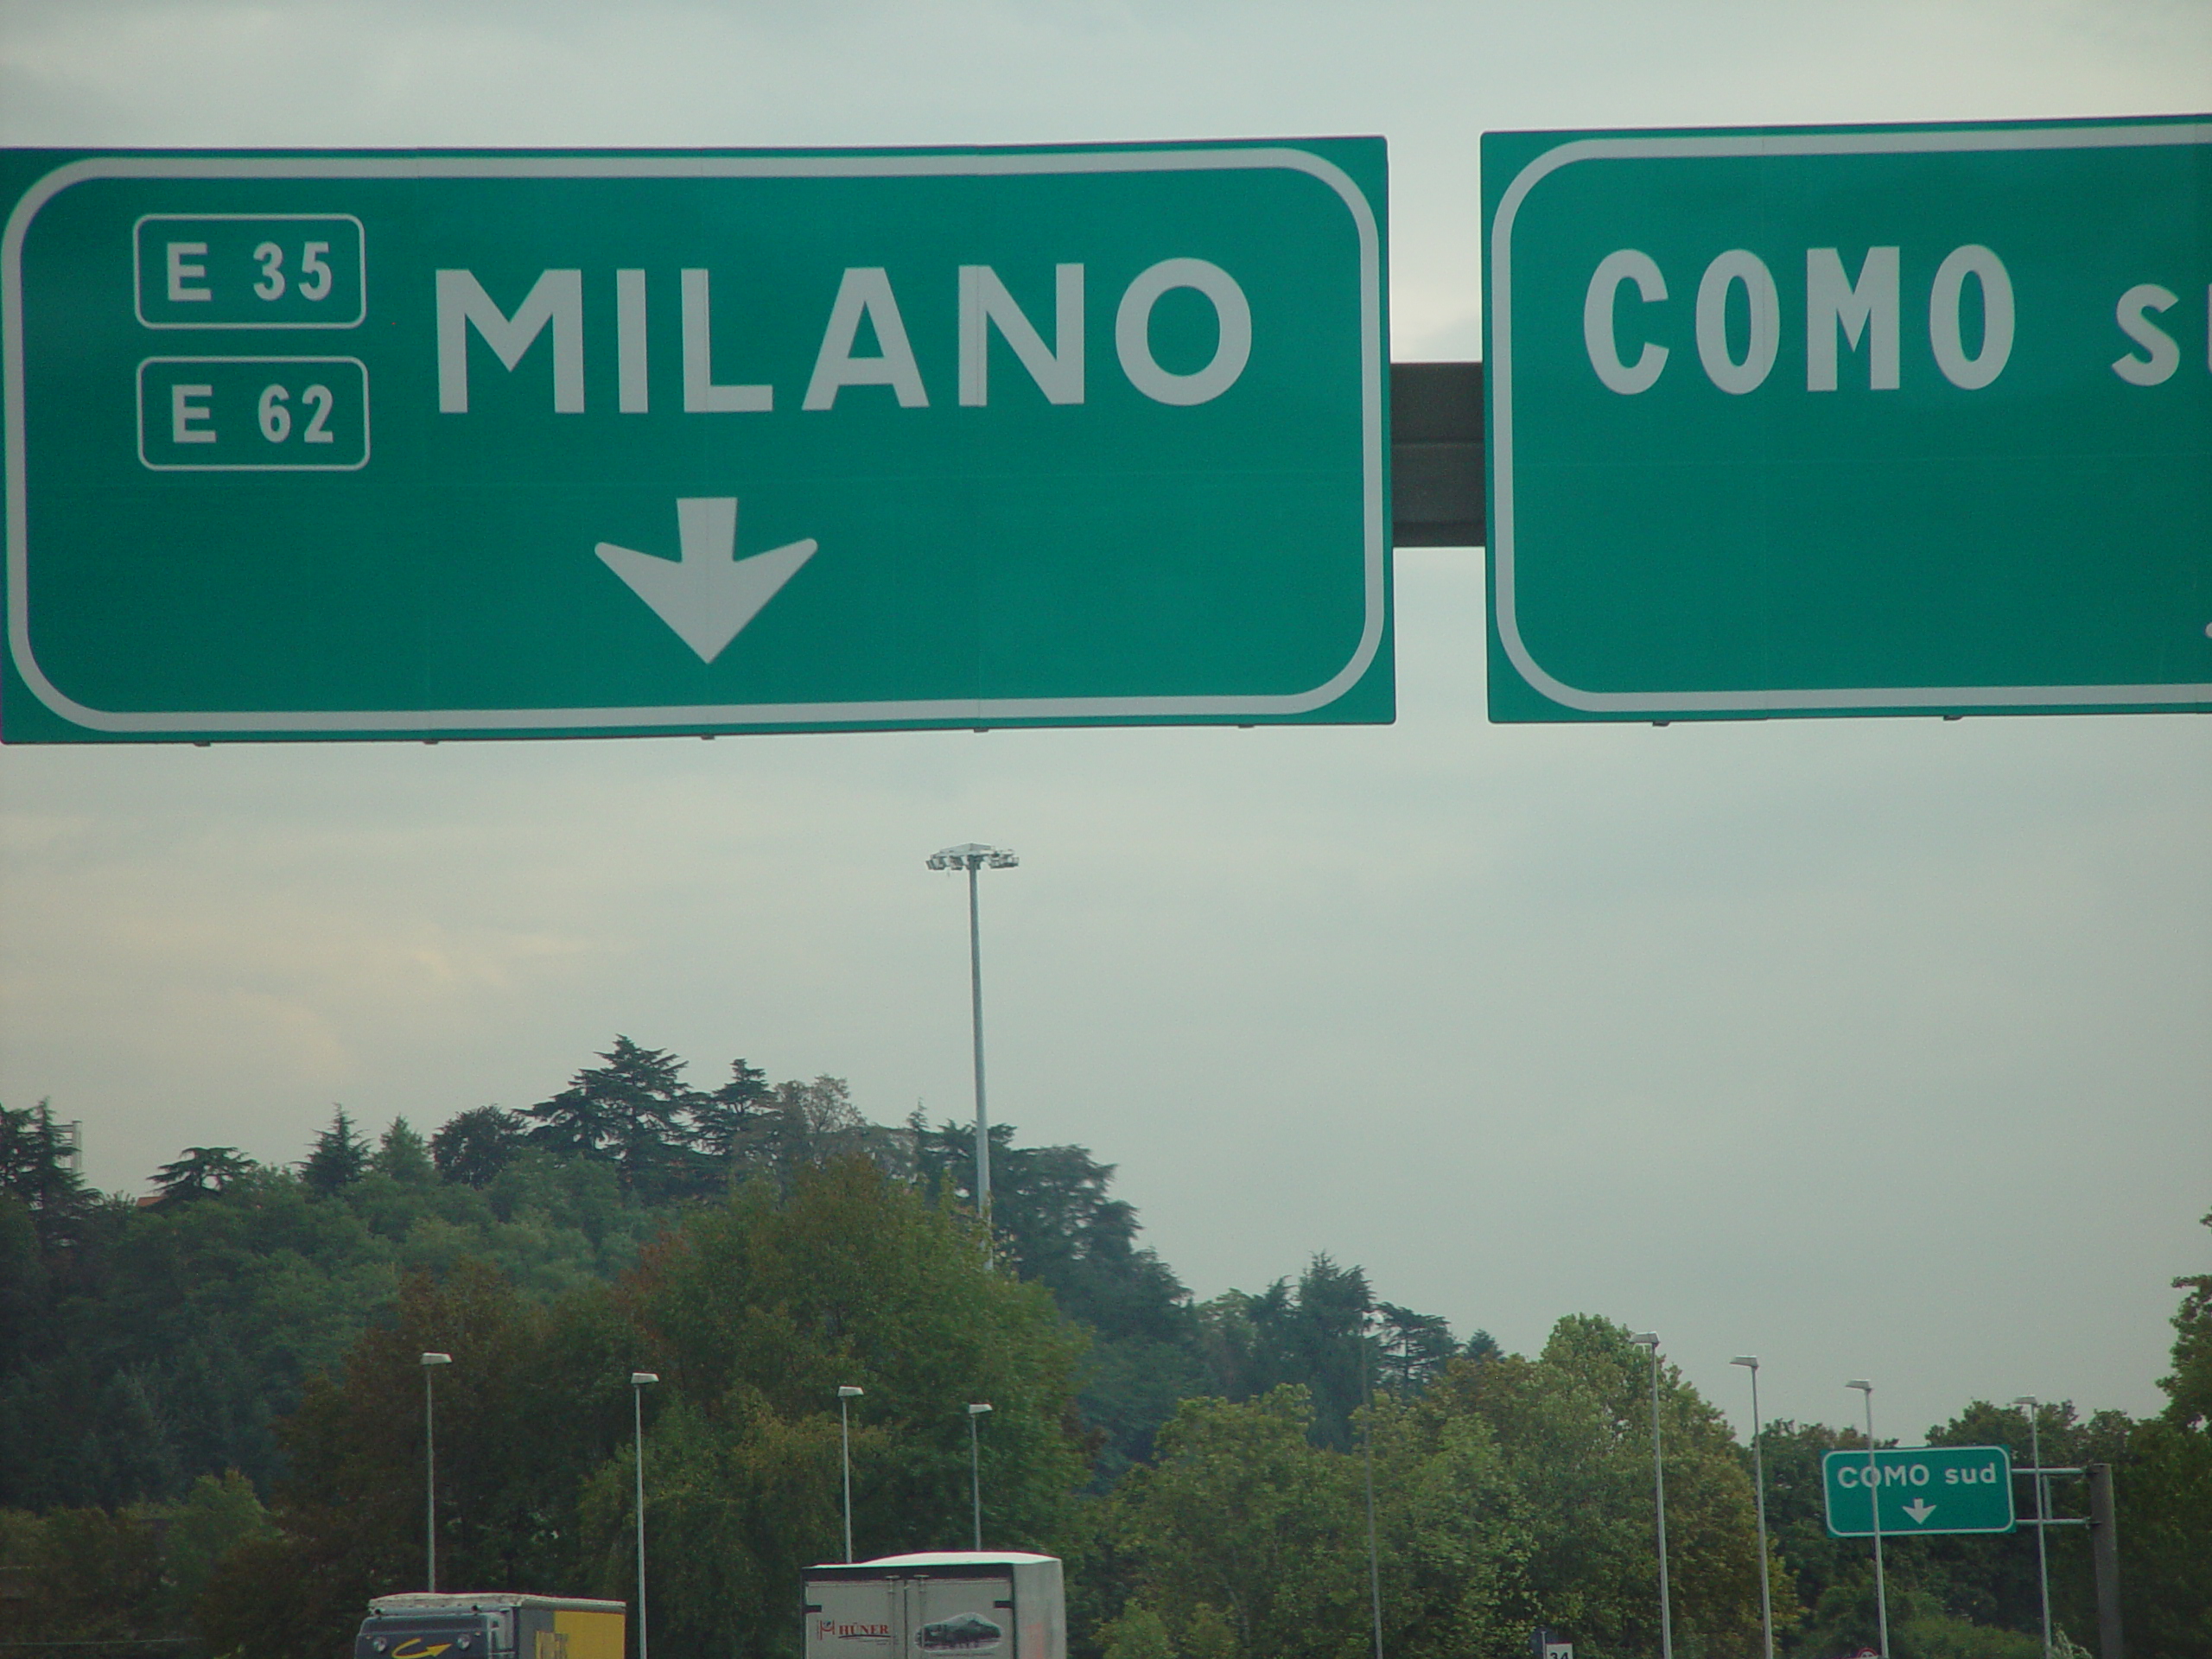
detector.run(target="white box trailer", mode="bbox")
[805,1554,1065,1659]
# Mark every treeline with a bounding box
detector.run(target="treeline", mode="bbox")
[1,1046,2208,1659]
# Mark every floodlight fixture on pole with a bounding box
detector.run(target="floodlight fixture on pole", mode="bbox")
[1630,1333,1673,1659]
[631,1373,658,1659]
[2013,1397,2052,1659]
[1847,1380,1890,1659]
[839,1386,865,1562]
[420,1352,452,1592]
[967,1403,994,1550]
[1731,1357,1775,1659]
[925,842,1019,1256]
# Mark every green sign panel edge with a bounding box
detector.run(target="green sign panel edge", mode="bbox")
[2,144,1388,741]
[1821,1445,2016,1537]
[1484,114,2212,721]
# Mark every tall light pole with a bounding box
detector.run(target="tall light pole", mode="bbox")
[1630,1333,1673,1659]
[2013,1396,2052,1659]
[966,1403,993,1550]
[1731,1357,1775,1659]
[1847,1380,1890,1659]
[839,1386,864,1562]
[420,1352,451,1592]
[632,1372,658,1659]
[926,843,1018,1255]
[1360,1314,1384,1659]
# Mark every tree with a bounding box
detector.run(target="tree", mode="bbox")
[200,1154,1089,1659]
[301,1108,369,1196]
[916,1118,1205,1481]
[1376,1303,1459,1395]
[688,1058,774,1160]
[2163,1202,2212,1432]
[1109,1387,1370,1659]
[0,1101,97,1259]
[151,1147,256,1205]
[369,1116,434,1184]
[1107,1384,1534,1659]
[1433,1315,1781,1656]
[605,1155,1089,1659]
[0,1100,90,1220]
[1198,1255,1405,1452]
[199,1261,638,1659]
[524,1037,703,1197]
[430,1105,526,1187]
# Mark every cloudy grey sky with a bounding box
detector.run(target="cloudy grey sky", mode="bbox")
[2,0,2209,1445]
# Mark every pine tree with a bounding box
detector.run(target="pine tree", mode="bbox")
[152,1147,256,1204]
[0,1099,94,1248]
[300,1107,369,1196]
[523,1036,698,1194]
[372,1117,435,1185]
[429,1106,525,1187]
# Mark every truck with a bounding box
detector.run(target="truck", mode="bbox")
[805,1554,1065,1659]
[354,1593,625,1659]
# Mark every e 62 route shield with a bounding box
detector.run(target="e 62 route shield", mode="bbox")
[0,141,1389,742]
[1823,1446,2015,1537]
[1484,114,2212,723]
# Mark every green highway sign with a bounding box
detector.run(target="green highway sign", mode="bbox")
[1,142,1389,742]
[1483,115,2212,722]
[1823,1446,2015,1537]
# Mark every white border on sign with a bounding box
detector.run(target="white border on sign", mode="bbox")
[1490,120,2212,714]
[4,149,1383,736]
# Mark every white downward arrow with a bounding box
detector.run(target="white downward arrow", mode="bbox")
[595,497,817,664]
[1902,1498,1936,1524]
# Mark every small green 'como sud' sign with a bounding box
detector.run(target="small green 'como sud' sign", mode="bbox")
[1822,1445,2016,1537]
[0,142,1389,742]
[1484,115,2212,722]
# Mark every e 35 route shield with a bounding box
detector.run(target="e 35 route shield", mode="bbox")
[0,141,1389,742]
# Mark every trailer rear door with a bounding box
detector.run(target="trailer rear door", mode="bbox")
[807,1577,899,1659]
[907,1576,1013,1659]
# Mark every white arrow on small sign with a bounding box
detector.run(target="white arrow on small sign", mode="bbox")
[596,497,817,664]
[1903,1498,1936,1524]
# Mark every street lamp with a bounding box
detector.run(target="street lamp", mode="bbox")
[1847,1380,1890,1659]
[966,1403,993,1551]
[925,843,1018,1255]
[632,1372,658,1659]
[839,1386,865,1562]
[1731,1357,1775,1659]
[2013,1397,2052,1659]
[1630,1333,1673,1659]
[420,1352,452,1592]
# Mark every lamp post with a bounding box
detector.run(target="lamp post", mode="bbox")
[1731,1357,1775,1659]
[420,1352,452,1592]
[2012,1397,2052,1659]
[632,1372,658,1659]
[925,844,1018,1256]
[1847,1380,1890,1659]
[839,1386,864,1562]
[1360,1313,1383,1659]
[966,1403,993,1550]
[1630,1333,1672,1659]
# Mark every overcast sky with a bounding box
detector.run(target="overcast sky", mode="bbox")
[2,0,2209,1446]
